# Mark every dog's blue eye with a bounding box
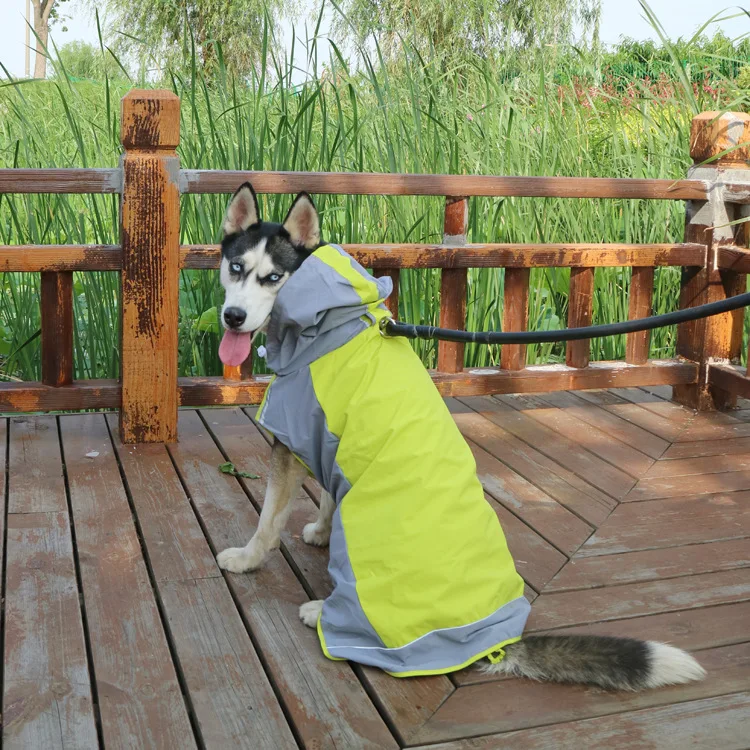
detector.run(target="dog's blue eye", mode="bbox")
[268,273,281,283]
[230,263,242,274]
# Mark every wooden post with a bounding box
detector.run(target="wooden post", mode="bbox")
[674,112,750,410]
[223,357,254,382]
[437,197,468,372]
[625,266,655,365]
[500,268,530,370]
[566,267,594,368]
[119,90,181,443]
[40,271,74,386]
[378,269,400,318]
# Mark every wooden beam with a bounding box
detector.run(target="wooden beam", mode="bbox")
[707,363,750,399]
[0,361,698,414]
[500,268,530,371]
[119,90,181,443]
[0,245,122,272]
[40,271,74,386]
[0,168,121,194]
[181,170,708,200]
[626,266,655,365]
[566,267,594,368]
[180,243,706,271]
[717,245,750,272]
[437,197,469,373]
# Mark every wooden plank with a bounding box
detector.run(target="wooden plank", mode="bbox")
[566,267,594,368]
[222,355,254,383]
[470,395,635,500]
[626,266,654,364]
[159,578,297,750]
[717,243,750,271]
[8,416,66,513]
[709,362,750,402]
[449,399,615,526]
[378,269,400,318]
[174,361,699,410]
[663,435,750,459]
[627,470,750,501]
[0,361,698,416]
[0,380,120,413]
[534,600,750,650]
[546,538,750,592]
[497,393,654,477]
[3,512,97,750]
[59,414,197,749]
[410,652,750,747]
[577,492,750,557]
[536,391,669,459]
[40,272,74,387]
[644,452,750,479]
[181,170,709,200]
[0,167,121,194]
[169,409,399,749]
[105,415,218,583]
[0,245,121,272]
[437,197,468,373]
[528,568,750,631]
[466,435,593,557]
[180,242,708,270]
[119,89,180,443]
[612,386,694,426]
[574,389,687,442]
[500,268,530,370]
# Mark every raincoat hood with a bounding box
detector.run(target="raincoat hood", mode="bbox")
[265,245,393,376]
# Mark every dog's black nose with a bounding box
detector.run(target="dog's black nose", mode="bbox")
[224,307,247,328]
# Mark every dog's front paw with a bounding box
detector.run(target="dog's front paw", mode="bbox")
[216,543,267,573]
[299,600,324,628]
[303,521,331,547]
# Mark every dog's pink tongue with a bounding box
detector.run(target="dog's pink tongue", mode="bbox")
[219,330,253,367]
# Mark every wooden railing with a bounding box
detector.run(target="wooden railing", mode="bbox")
[1,92,750,443]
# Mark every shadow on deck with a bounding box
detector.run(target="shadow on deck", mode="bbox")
[3,385,749,749]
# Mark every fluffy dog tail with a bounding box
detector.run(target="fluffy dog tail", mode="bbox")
[487,635,706,691]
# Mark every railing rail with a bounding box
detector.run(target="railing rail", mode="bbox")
[1,93,749,442]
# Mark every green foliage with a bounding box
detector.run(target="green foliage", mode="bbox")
[91,0,292,78]
[1,11,749,381]
[55,40,129,81]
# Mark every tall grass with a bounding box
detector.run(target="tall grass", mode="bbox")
[0,19,747,380]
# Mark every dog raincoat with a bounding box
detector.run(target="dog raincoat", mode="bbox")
[257,244,530,676]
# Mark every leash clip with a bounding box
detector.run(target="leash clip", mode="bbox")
[379,316,393,338]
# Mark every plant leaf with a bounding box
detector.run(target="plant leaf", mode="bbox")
[218,461,259,479]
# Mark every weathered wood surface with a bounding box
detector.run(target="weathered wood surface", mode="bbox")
[0,361,698,414]
[180,242,707,270]
[626,266,654,365]
[119,89,181,443]
[60,414,197,749]
[3,417,97,750]
[181,170,709,199]
[566,267,594,368]
[437,197,469,373]
[40,272,74,387]
[0,168,121,193]
[500,267,530,370]
[0,245,122,272]
[2,389,749,747]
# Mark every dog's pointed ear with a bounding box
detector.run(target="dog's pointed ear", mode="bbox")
[223,183,259,236]
[282,193,320,250]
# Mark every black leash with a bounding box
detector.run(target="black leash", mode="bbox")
[381,291,750,345]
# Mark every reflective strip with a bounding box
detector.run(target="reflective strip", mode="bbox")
[319,596,531,676]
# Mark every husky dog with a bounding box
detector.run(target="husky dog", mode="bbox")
[216,182,706,690]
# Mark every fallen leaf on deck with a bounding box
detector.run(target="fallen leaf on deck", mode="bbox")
[218,461,259,479]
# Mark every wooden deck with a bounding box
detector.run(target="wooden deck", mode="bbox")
[2,386,749,749]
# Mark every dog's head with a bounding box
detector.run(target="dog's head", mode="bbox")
[219,183,321,334]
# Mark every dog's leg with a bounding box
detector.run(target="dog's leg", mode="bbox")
[299,599,324,628]
[217,440,306,573]
[303,490,335,547]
